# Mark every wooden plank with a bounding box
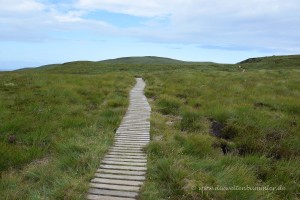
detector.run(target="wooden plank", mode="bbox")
[91,178,143,186]
[115,139,149,143]
[111,146,143,149]
[103,158,147,163]
[90,183,140,192]
[97,168,146,176]
[114,144,144,149]
[114,141,149,144]
[119,125,150,128]
[116,132,149,135]
[111,146,145,150]
[118,126,149,129]
[112,144,147,148]
[117,129,150,132]
[108,150,144,154]
[94,173,145,181]
[115,137,150,142]
[108,152,146,156]
[115,135,149,138]
[111,146,144,149]
[113,143,148,147]
[114,140,149,143]
[118,127,150,129]
[110,147,143,151]
[113,145,143,149]
[116,134,150,137]
[117,132,149,135]
[87,194,135,200]
[102,160,146,166]
[109,149,144,154]
[88,188,138,198]
[121,123,147,126]
[105,154,146,160]
[100,165,147,171]
[116,134,149,138]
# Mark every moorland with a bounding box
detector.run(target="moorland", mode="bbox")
[0,55,299,199]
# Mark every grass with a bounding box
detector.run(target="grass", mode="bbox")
[1,55,299,199]
[141,68,300,200]
[0,71,134,199]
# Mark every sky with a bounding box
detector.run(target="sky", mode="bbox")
[0,0,300,70]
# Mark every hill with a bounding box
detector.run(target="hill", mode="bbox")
[30,57,223,74]
[99,56,206,65]
[21,55,300,74]
[238,54,300,69]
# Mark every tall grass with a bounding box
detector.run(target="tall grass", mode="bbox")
[141,69,300,200]
[0,72,134,199]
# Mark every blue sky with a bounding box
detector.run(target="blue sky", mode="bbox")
[0,0,300,70]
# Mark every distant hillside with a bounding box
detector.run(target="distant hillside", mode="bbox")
[13,54,300,74]
[238,54,300,69]
[99,56,208,65]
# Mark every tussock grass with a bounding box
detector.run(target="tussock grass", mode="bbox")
[142,68,300,200]
[0,72,133,199]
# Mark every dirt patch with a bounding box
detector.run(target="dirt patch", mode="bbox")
[254,102,277,111]
[26,157,51,169]
[209,119,224,137]
[193,103,202,109]
[164,115,183,126]
[209,119,239,155]
[8,135,17,144]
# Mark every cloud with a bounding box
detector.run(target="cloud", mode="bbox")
[0,0,116,42]
[0,0,300,53]
[73,0,300,52]
[76,0,299,18]
[77,0,165,17]
[0,0,44,12]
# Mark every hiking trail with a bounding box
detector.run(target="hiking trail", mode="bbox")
[87,78,151,200]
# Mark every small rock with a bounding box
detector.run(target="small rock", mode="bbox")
[166,121,174,125]
[4,83,16,87]
[154,135,163,141]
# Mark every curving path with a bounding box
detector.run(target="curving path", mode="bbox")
[87,78,151,200]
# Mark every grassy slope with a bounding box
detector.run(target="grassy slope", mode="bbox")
[238,54,300,69]
[100,56,188,65]
[1,55,299,199]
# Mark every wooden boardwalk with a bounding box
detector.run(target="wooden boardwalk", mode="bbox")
[87,78,151,200]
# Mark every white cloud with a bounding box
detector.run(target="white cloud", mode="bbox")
[0,0,300,53]
[0,0,44,12]
[76,0,299,18]
[77,0,164,17]
[73,0,300,52]
[54,11,86,22]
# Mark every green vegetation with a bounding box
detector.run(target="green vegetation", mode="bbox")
[238,54,300,69]
[99,56,212,65]
[0,72,134,199]
[141,69,300,200]
[1,55,299,199]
